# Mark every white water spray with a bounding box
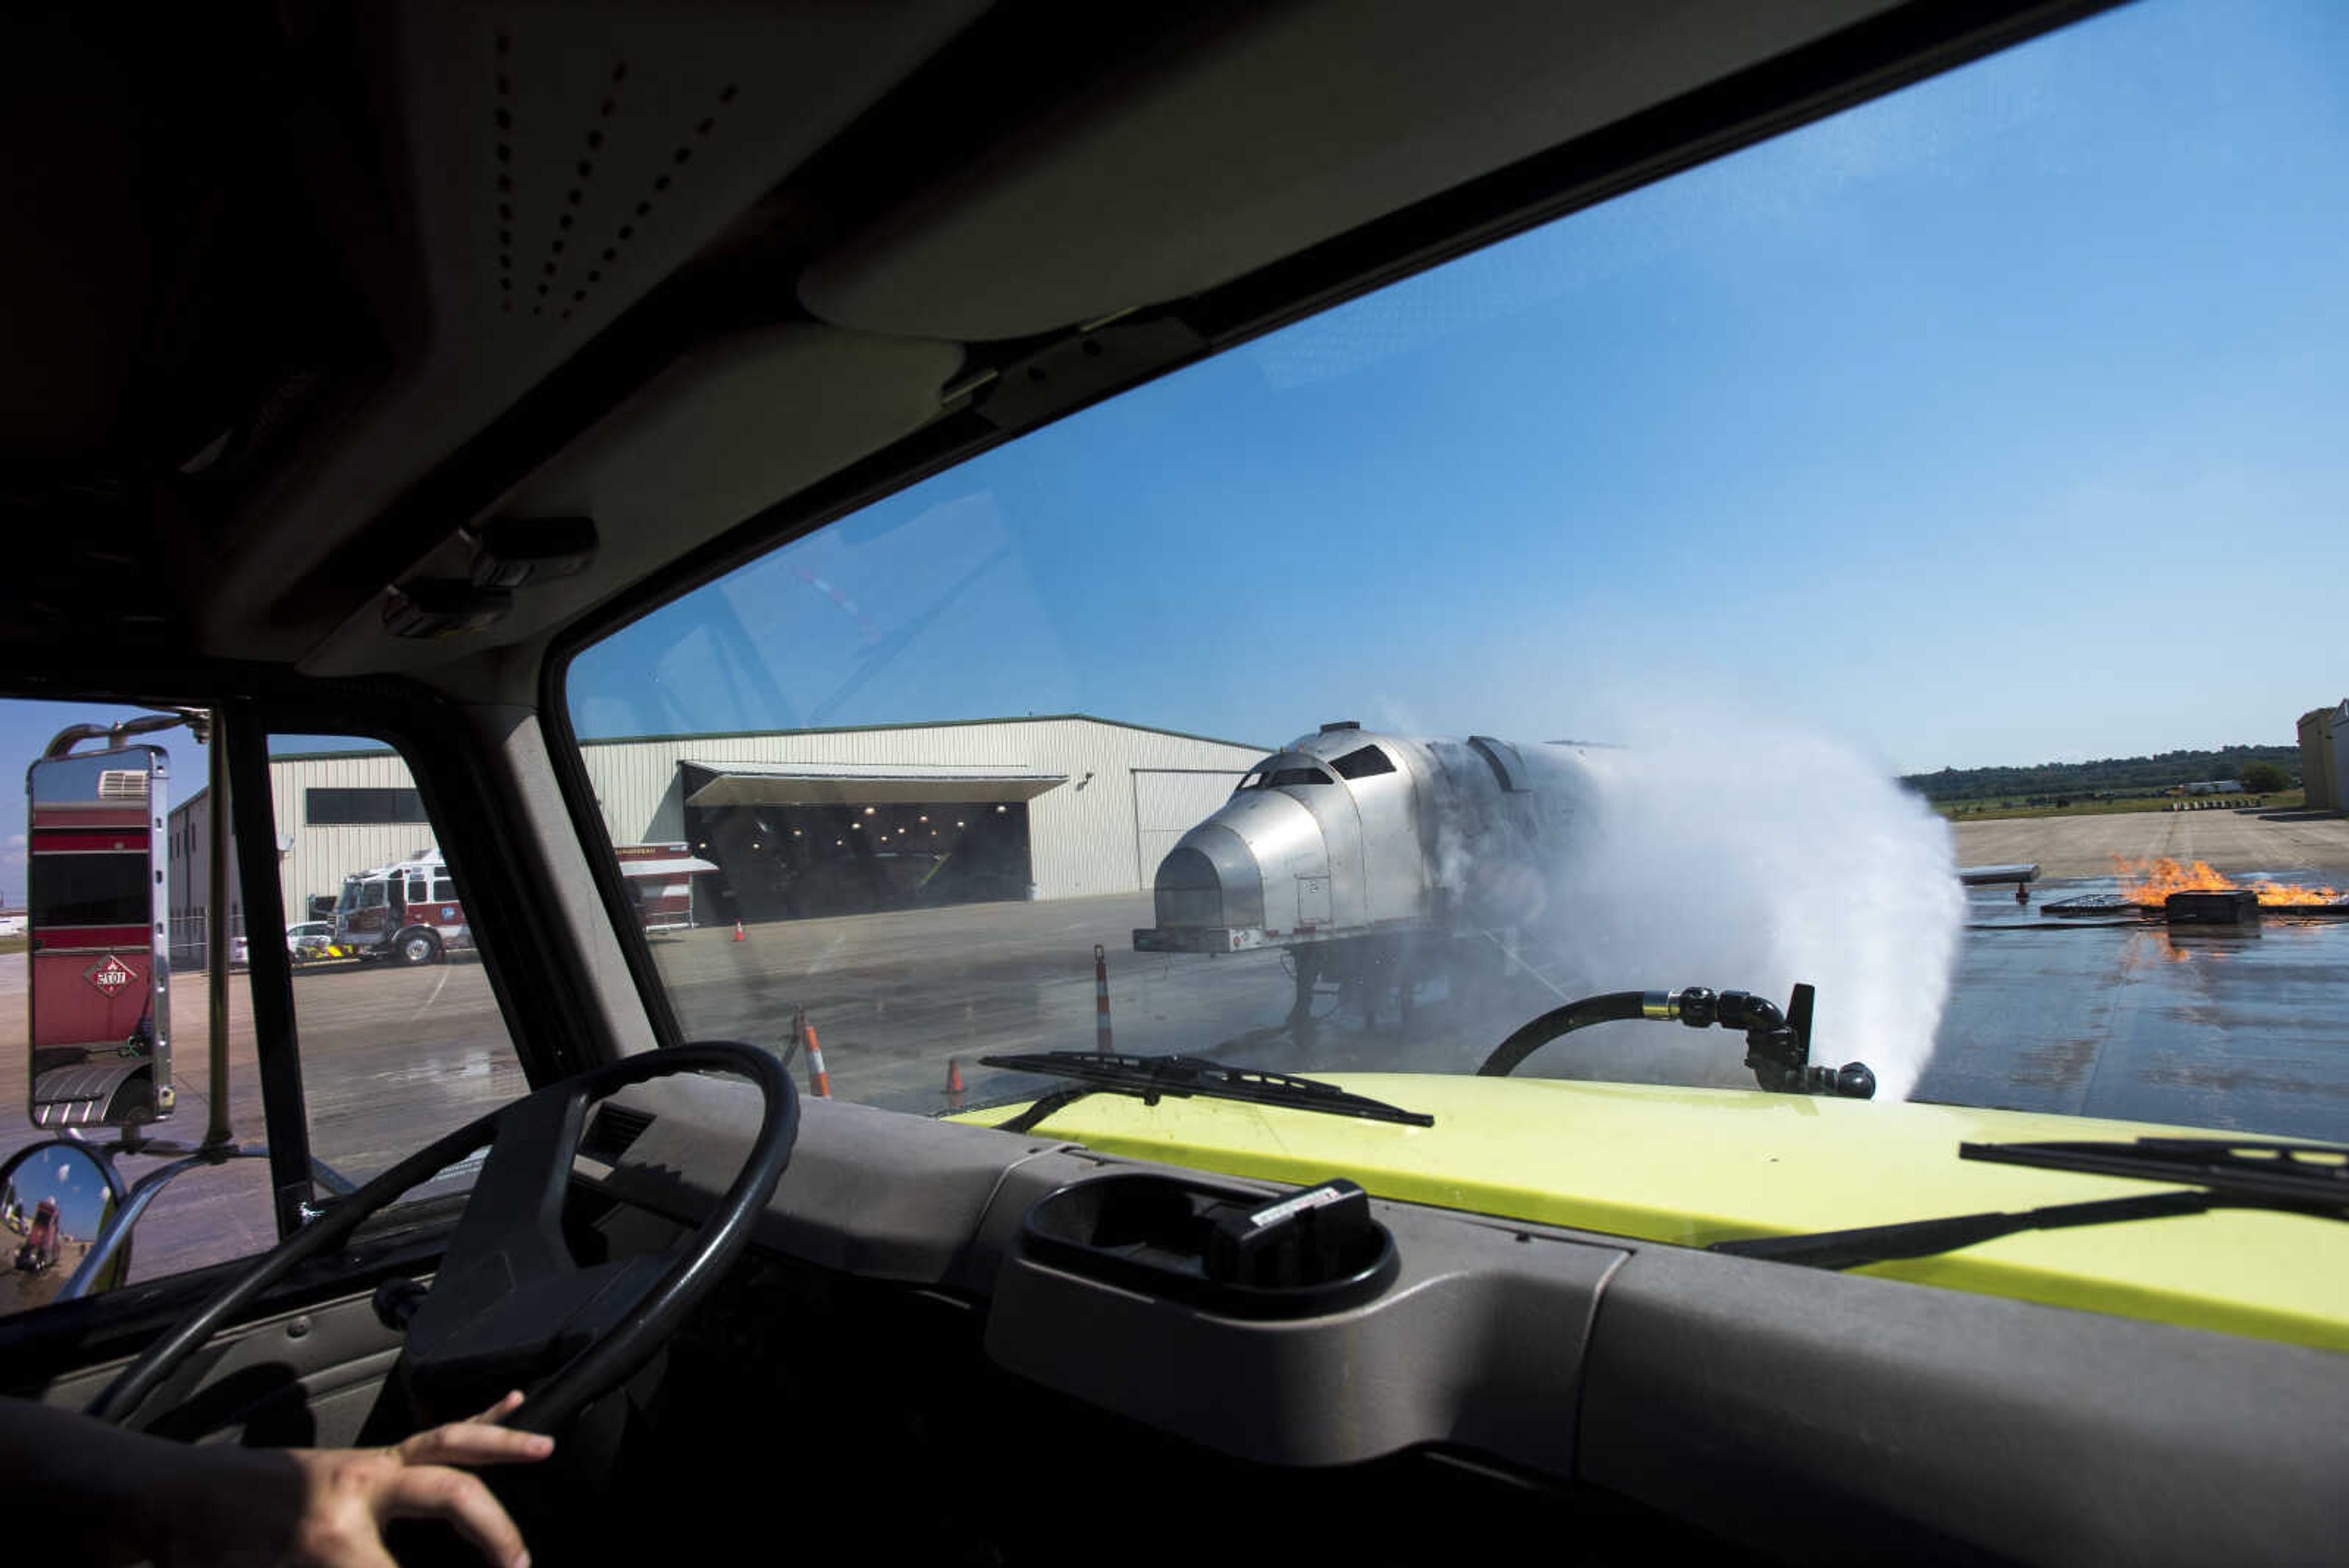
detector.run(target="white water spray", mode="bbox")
[1516,722,1962,1100]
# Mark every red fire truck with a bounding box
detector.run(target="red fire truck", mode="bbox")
[334,844,715,964]
[333,849,469,965]
[26,754,169,1125]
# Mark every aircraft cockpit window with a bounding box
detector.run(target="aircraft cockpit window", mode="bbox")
[1330,746,1397,781]
[1236,760,1335,789]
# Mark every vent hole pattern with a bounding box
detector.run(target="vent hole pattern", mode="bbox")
[499,51,733,325]
[494,56,516,311]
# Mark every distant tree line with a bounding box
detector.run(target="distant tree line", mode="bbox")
[1903,746,2301,804]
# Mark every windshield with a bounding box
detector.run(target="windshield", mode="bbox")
[564,0,2348,1168]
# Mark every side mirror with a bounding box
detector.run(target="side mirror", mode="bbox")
[25,746,172,1129]
[0,1140,128,1310]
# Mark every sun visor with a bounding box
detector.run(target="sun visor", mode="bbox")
[297,324,962,678]
[798,0,1891,341]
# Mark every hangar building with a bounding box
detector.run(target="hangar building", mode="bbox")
[168,715,1266,946]
[2300,700,2349,814]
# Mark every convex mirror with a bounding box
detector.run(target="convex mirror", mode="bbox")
[25,746,171,1129]
[1,1140,127,1311]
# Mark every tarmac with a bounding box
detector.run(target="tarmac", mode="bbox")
[1948,802,2349,879]
[1,803,2342,1299]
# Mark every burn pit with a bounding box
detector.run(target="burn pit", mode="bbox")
[2039,859,2349,920]
[2111,856,2348,909]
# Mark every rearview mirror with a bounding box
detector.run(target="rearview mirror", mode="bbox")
[0,1140,127,1310]
[25,746,172,1129]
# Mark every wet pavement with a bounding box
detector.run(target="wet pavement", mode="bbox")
[654,880,2349,1143]
[4,852,2346,1302]
[1920,878,2349,1142]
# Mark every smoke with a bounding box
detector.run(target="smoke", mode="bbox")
[1509,720,1962,1100]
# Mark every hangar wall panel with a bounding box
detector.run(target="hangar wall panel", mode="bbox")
[579,716,1263,899]
[269,752,437,922]
[165,790,234,956]
[2301,701,2348,814]
[174,719,1267,935]
[170,748,440,946]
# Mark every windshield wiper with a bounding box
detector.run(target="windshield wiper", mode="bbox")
[1710,1137,2349,1272]
[1958,1136,2349,1205]
[977,1051,1434,1134]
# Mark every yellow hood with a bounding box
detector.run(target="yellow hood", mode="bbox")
[956,1074,2348,1352]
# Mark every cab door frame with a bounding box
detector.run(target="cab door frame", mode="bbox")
[0,674,614,1402]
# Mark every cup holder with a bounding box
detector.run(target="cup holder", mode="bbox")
[1021,1173,1398,1318]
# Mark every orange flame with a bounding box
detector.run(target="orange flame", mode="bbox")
[2109,856,2345,908]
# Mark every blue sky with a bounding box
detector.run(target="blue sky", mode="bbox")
[572,0,2347,777]
[4,1145,111,1239]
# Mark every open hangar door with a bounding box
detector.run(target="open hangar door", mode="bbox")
[679,762,1061,923]
[1134,768,1249,887]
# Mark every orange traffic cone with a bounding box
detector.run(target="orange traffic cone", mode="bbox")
[796,1006,831,1099]
[732,920,746,942]
[946,1058,965,1094]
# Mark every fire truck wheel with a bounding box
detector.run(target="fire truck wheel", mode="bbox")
[397,928,442,965]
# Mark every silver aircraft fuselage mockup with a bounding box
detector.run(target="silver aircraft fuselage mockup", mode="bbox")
[1136,723,1611,1030]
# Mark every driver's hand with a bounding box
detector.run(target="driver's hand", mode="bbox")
[215,1391,554,1568]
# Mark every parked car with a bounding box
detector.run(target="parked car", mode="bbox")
[284,922,339,962]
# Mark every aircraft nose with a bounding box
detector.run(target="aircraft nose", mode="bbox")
[1154,825,1265,930]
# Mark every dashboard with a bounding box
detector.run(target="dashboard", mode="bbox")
[572,1074,2345,1565]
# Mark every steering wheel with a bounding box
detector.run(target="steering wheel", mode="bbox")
[88,1042,797,1435]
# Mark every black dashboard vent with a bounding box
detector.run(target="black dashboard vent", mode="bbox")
[581,1103,655,1164]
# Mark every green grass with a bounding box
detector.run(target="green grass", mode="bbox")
[0,934,26,956]
[1938,789,2304,822]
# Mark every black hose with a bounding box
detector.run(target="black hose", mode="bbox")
[1475,991,1650,1078]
